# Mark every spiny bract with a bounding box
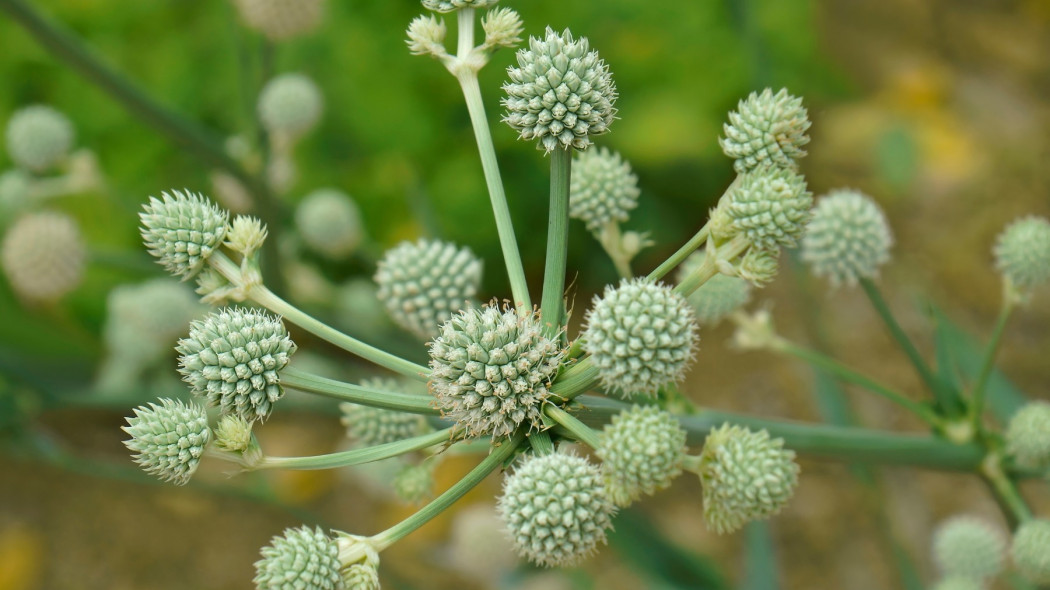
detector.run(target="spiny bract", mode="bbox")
[1011,519,1050,585]
[375,239,482,340]
[258,73,324,137]
[719,88,810,174]
[1005,401,1050,470]
[801,189,894,287]
[213,414,255,453]
[341,378,431,446]
[696,423,800,534]
[421,0,497,13]
[295,188,362,260]
[678,252,752,325]
[932,516,1005,580]
[122,398,211,486]
[582,278,698,398]
[341,563,380,590]
[253,526,343,590]
[177,307,297,422]
[497,452,615,568]
[735,246,781,287]
[597,405,687,507]
[1,210,85,302]
[722,163,812,250]
[502,27,617,153]
[139,189,230,279]
[428,305,562,439]
[569,146,640,232]
[232,0,325,41]
[994,215,1050,290]
[5,104,74,172]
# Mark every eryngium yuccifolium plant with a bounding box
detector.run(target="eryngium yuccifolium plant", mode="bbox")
[428,306,563,438]
[568,146,640,232]
[932,516,1006,580]
[801,189,894,287]
[1005,401,1050,469]
[253,526,343,590]
[678,252,752,325]
[497,453,616,567]
[721,163,812,250]
[1,210,85,302]
[5,104,74,172]
[341,378,431,446]
[177,307,297,422]
[597,405,687,507]
[719,88,810,174]
[257,73,324,137]
[421,0,497,14]
[121,398,211,486]
[375,239,483,339]
[993,215,1050,290]
[1011,519,1050,584]
[502,27,617,153]
[582,279,698,398]
[294,188,363,260]
[695,423,800,534]
[342,564,380,590]
[232,0,325,41]
[139,189,229,279]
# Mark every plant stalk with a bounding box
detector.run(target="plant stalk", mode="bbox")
[969,300,1014,426]
[281,367,436,414]
[541,147,572,336]
[254,428,454,471]
[545,404,601,449]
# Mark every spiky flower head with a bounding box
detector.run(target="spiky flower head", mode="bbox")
[258,73,323,137]
[295,188,362,260]
[482,7,523,50]
[422,0,497,13]
[213,414,254,454]
[341,378,431,446]
[393,463,433,504]
[177,307,297,422]
[801,189,894,287]
[503,27,617,153]
[569,147,640,232]
[342,564,380,590]
[375,239,483,340]
[719,88,810,174]
[139,190,230,279]
[406,14,447,57]
[597,405,687,507]
[582,278,698,398]
[695,423,800,534]
[497,452,616,567]
[1,211,85,302]
[5,105,74,172]
[736,246,781,287]
[722,164,812,250]
[994,216,1050,290]
[1012,519,1050,584]
[253,526,342,590]
[226,215,268,258]
[678,252,752,325]
[232,0,324,41]
[932,516,1006,580]
[122,398,211,486]
[428,305,562,439]
[930,578,984,590]
[1005,401,1050,470]
[104,278,202,361]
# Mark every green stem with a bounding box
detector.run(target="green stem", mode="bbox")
[980,454,1033,526]
[549,357,600,401]
[528,430,556,455]
[648,224,709,282]
[541,147,572,335]
[969,300,1014,426]
[370,430,524,551]
[545,404,601,449]
[673,235,750,296]
[252,428,454,471]
[281,367,436,414]
[597,222,633,279]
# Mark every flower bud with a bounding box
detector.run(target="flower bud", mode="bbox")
[1,210,85,302]
[294,188,362,260]
[723,164,812,250]
[482,7,523,50]
[5,105,74,172]
[226,215,268,258]
[569,147,640,232]
[122,398,211,485]
[994,215,1050,290]
[254,526,343,590]
[258,73,323,137]
[802,189,894,287]
[932,516,1005,580]
[406,14,448,57]
[719,88,810,174]
[139,189,229,279]
[1005,401,1050,469]
[1011,519,1050,584]
[597,405,687,507]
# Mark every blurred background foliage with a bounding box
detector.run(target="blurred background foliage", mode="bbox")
[1,0,1049,589]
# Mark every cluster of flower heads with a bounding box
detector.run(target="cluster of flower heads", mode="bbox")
[928,515,1050,587]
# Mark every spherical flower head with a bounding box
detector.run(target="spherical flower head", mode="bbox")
[428,305,563,439]
[1005,401,1050,470]
[104,278,202,360]
[406,14,448,57]
[582,278,698,398]
[375,239,483,340]
[122,398,211,486]
[232,0,324,41]
[597,405,687,507]
[139,189,230,280]
[1,211,85,302]
[678,252,752,325]
[177,307,297,422]
[994,216,1050,290]
[341,378,431,446]
[736,246,781,287]
[5,105,74,172]
[482,7,523,50]
[696,423,800,534]
[253,525,342,590]
[723,163,812,250]
[295,188,362,260]
[393,462,433,504]
[719,88,810,174]
[421,0,497,13]
[569,147,640,232]
[801,189,894,287]
[1012,519,1050,584]
[930,577,984,590]
[497,452,616,567]
[932,516,1005,580]
[341,564,380,590]
[503,28,618,153]
[258,73,323,137]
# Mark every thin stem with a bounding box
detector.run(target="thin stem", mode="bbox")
[528,430,556,455]
[545,404,601,449]
[541,147,572,336]
[253,428,454,471]
[597,222,633,279]
[281,367,437,414]
[370,430,525,551]
[648,224,709,282]
[549,357,600,401]
[673,235,749,296]
[969,300,1014,426]
[980,454,1033,526]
